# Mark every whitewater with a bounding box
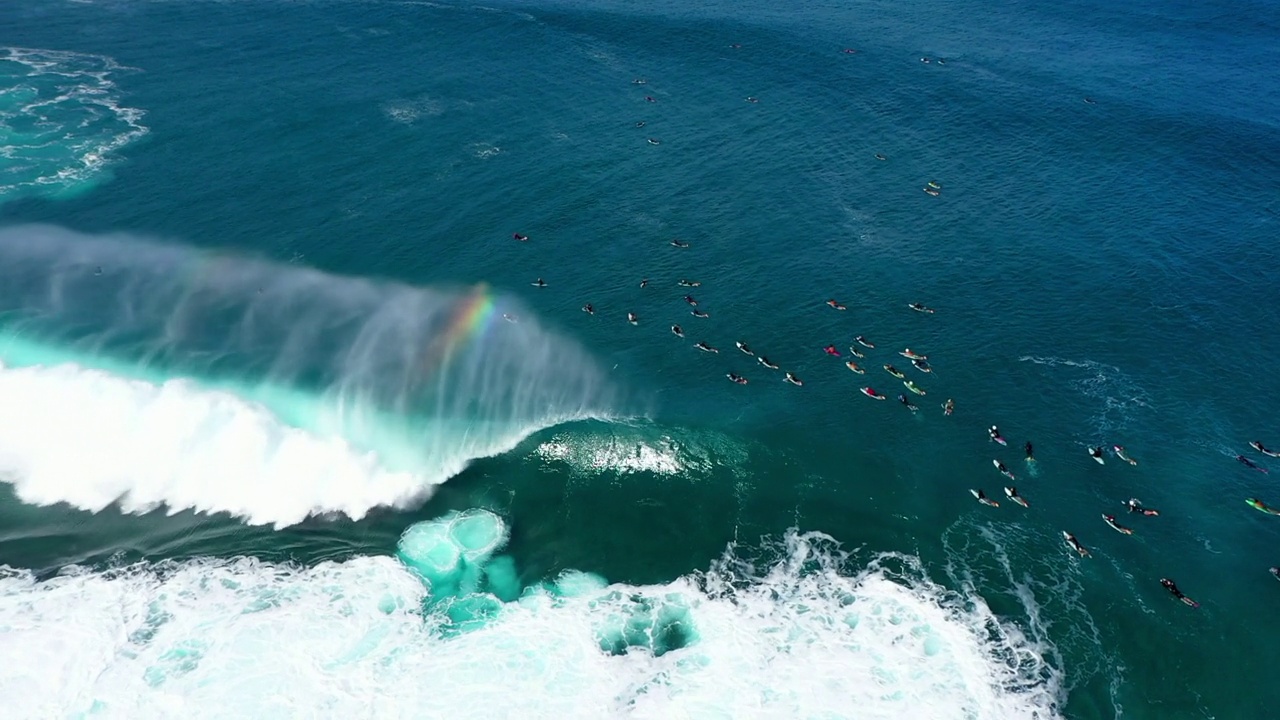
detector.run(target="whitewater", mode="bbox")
[0,520,1062,719]
[0,225,620,527]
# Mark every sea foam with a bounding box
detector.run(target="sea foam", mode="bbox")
[0,529,1063,719]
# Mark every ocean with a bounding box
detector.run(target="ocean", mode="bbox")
[1,0,1278,717]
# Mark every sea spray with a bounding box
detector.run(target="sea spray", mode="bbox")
[0,225,622,524]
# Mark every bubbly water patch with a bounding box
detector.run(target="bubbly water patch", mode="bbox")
[397,509,509,599]
[0,360,426,527]
[533,424,751,477]
[0,48,147,200]
[1017,356,1150,436]
[0,531,1063,719]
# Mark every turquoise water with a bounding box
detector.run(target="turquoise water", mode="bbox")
[1,0,1278,716]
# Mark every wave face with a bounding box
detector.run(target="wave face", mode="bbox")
[0,527,1063,719]
[0,48,147,200]
[0,225,619,526]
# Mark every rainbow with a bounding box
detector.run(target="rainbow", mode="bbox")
[420,283,499,377]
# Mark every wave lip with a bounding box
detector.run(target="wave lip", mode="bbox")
[0,529,1062,719]
[0,225,623,526]
[0,48,148,201]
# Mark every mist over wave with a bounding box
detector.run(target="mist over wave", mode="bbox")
[0,225,622,525]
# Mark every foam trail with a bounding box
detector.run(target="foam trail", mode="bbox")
[0,530,1063,719]
[0,225,619,525]
[0,48,148,200]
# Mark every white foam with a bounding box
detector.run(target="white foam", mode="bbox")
[0,47,148,199]
[0,360,429,528]
[1016,356,1150,435]
[0,533,1062,719]
[532,425,750,478]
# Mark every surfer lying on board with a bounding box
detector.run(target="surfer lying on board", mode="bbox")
[1250,441,1280,458]
[1024,441,1035,462]
[970,489,998,507]
[1246,498,1280,515]
[1237,455,1269,473]
[1004,487,1029,507]
[1063,532,1090,558]
[1124,498,1159,516]
[1160,578,1199,608]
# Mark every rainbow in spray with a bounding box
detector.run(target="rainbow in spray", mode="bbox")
[419,283,501,379]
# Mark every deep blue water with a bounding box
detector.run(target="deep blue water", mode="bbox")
[1,0,1278,717]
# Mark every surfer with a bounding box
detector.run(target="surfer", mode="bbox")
[861,387,886,400]
[874,153,886,160]
[827,299,847,310]
[736,341,754,356]
[683,295,698,306]
[943,398,954,416]
[726,372,748,385]
[1083,97,1096,104]
[924,187,940,196]
[670,238,690,248]
[1124,498,1159,516]
[1246,498,1280,515]
[921,57,931,63]
[512,233,529,242]
[645,95,656,102]
[900,348,927,360]
[784,372,803,386]
[911,358,932,373]
[1024,441,1035,462]
[1113,445,1138,465]
[1004,487,1029,507]
[848,346,865,359]
[970,489,999,507]
[671,325,684,338]
[677,279,701,287]
[846,361,865,374]
[1102,514,1133,535]
[640,278,649,288]
[759,356,780,370]
[884,365,905,379]
[632,79,646,85]
[582,304,595,315]
[635,121,646,128]
[1272,567,1280,582]
[904,380,925,395]
[1160,578,1199,608]
[694,341,719,353]
[745,96,759,103]
[1063,532,1090,558]
[855,335,875,349]
[647,138,661,145]
[989,426,1006,445]
[627,312,639,325]
[1088,447,1105,464]
[908,303,934,314]
[824,344,842,357]
[927,181,941,189]
[898,394,918,412]
[1238,455,1269,473]
[691,309,710,318]
[532,278,547,288]
[502,313,517,323]
[994,460,1015,480]
[1251,441,1280,458]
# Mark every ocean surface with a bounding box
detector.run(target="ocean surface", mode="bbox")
[1,0,1278,717]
